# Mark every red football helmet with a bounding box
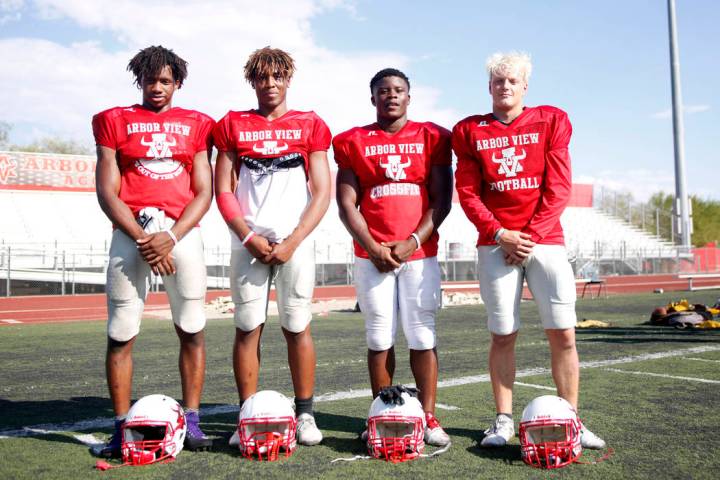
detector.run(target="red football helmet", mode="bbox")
[121,394,186,466]
[519,395,581,469]
[366,389,426,463]
[236,390,297,461]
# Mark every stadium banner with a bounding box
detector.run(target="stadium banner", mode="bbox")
[0,151,96,192]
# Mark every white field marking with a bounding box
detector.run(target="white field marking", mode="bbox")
[684,357,720,364]
[603,368,720,384]
[1,319,22,324]
[514,382,556,391]
[2,344,719,440]
[74,433,105,446]
[435,403,461,411]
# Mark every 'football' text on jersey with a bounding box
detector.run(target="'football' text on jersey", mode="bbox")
[333,120,451,261]
[452,105,572,246]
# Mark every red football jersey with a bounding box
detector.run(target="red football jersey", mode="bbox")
[213,110,332,244]
[333,120,452,260]
[92,104,214,220]
[213,110,331,169]
[452,106,572,246]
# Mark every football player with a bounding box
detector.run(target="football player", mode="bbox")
[91,45,214,458]
[213,47,331,446]
[452,51,605,449]
[334,68,452,447]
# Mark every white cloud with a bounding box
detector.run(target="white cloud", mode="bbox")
[651,104,711,119]
[0,0,23,24]
[1,0,459,145]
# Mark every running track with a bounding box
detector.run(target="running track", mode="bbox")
[1,275,718,325]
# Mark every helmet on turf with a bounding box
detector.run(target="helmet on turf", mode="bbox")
[237,390,297,461]
[519,395,581,469]
[367,385,425,463]
[121,394,186,465]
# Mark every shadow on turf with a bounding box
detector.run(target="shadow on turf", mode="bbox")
[0,396,112,431]
[575,326,719,344]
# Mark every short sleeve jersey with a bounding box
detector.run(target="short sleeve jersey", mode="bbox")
[333,120,452,260]
[452,106,572,246]
[92,104,215,220]
[213,110,331,245]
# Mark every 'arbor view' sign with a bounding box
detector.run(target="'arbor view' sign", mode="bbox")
[0,151,96,191]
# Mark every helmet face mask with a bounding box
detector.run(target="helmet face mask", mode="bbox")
[367,414,425,463]
[121,395,186,466]
[367,388,426,463]
[236,391,297,461]
[519,395,581,469]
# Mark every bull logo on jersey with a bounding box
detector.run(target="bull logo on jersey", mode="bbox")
[140,133,176,159]
[492,147,526,178]
[252,141,289,155]
[379,155,411,181]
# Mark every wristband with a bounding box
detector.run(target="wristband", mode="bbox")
[494,228,506,244]
[164,229,178,245]
[217,191,243,223]
[410,233,421,250]
[241,230,256,245]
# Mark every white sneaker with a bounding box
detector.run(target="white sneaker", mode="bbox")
[296,413,323,446]
[424,412,451,447]
[579,422,606,449]
[480,415,514,447]
[229,429,239,447]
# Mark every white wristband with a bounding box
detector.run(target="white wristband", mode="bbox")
[164,229,178,245]
[494,228,505,244]
[410,233,421,250]
[241,230,256,245]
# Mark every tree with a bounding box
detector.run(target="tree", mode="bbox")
[0,120,93,155]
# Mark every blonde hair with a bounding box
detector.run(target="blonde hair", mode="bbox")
[486,51,532,82]
[244,46,295,83]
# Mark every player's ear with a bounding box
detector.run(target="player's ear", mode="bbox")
[370,95,376,107]
[407,93,411,105]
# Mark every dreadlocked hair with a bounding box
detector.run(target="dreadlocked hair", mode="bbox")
[244,47,295,84]
[370,68,410,92]
[127,45,188,88]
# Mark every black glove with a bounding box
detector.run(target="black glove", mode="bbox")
[378,385,419,405]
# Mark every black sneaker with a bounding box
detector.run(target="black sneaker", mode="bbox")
[184,411,213,451]
[90,419,123,459]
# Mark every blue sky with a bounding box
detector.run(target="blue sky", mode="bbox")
[0,0,716,200]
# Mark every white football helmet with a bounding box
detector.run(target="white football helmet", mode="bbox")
[237,390,297,461]
[519,395,581,469]
[367,388,426,463]
[122,394,186,465]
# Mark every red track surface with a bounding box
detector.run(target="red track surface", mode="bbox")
[1,274,719,325]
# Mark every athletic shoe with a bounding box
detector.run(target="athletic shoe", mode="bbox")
[90,419,124,458]
[296,413,323,445]
[229,429,239,447]
[579,422,606,449]
[424,412,451,447]
[480,415,514,447]
[184,411,213,451]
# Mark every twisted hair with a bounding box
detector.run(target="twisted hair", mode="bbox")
[127,45,188,88]
[244,47,295,84]
[370,68,410,92]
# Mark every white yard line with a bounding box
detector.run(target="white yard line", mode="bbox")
[1,319,22,324]
[514,382,556,391]
[435,403,461,411]
[684,357,720,364]
[2,344,719,439]
[603,368,720,384]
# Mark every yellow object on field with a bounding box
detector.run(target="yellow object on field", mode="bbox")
[708,307,720,316]
[696,320,720,329]
[576,319,611,328]
[667,299,691,311]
